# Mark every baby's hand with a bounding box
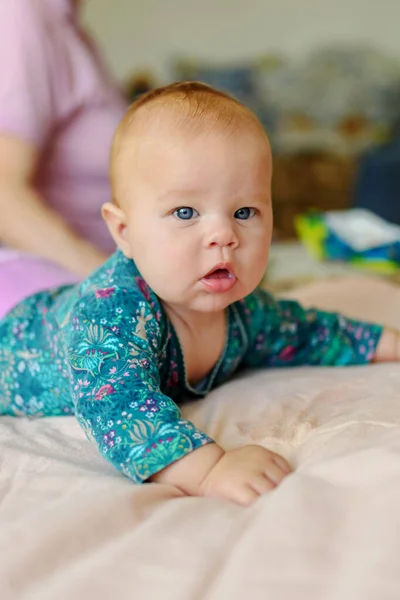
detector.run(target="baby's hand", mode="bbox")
[200,445,291,507]
[374,328,400,362]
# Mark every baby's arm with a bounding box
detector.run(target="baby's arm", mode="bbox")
[151,443,291,506]
[242,288,389,368]
[63,287,290,504]
[373,328,400,362]
[63,289,212,483]
[63,286,290,502]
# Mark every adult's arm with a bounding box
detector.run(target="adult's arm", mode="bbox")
[0,135,108,276]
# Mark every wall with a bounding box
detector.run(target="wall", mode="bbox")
[82,0,400,83]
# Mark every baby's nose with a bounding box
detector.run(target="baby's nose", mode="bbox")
[205,219,239,248]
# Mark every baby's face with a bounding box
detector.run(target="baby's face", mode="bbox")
[120,122,273,314]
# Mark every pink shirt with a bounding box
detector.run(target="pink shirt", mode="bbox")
[0,0,127,252]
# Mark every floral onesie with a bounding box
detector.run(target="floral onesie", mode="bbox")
[0,251,383,482]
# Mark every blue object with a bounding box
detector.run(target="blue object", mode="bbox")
[354,134,400,225]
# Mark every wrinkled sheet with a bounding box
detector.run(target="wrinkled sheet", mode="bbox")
[2,275,400,600]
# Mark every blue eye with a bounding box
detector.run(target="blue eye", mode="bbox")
[234,207,256,220]
[173,207,198,220]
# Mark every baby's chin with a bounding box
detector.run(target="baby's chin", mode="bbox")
[184,287,254,313]
[155,277,259,313]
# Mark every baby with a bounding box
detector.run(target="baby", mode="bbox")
[1,82,399,507]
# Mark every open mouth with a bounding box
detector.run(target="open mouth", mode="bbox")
[201,263,237,293]
[204,268,234,280]
[204,263,235,279]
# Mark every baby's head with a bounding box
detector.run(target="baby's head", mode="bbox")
[102,81,273,314]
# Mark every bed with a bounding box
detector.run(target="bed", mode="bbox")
[2,272,400,599]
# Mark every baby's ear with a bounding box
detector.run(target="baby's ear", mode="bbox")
[101,202,133,258]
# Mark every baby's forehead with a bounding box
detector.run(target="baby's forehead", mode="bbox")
[111,95,271,202]
[122,115,270,180]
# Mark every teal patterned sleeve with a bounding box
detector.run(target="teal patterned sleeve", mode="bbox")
[241,288,383,368]
[61,283,212,483]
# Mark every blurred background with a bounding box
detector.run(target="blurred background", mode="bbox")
[82,0,400,245]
